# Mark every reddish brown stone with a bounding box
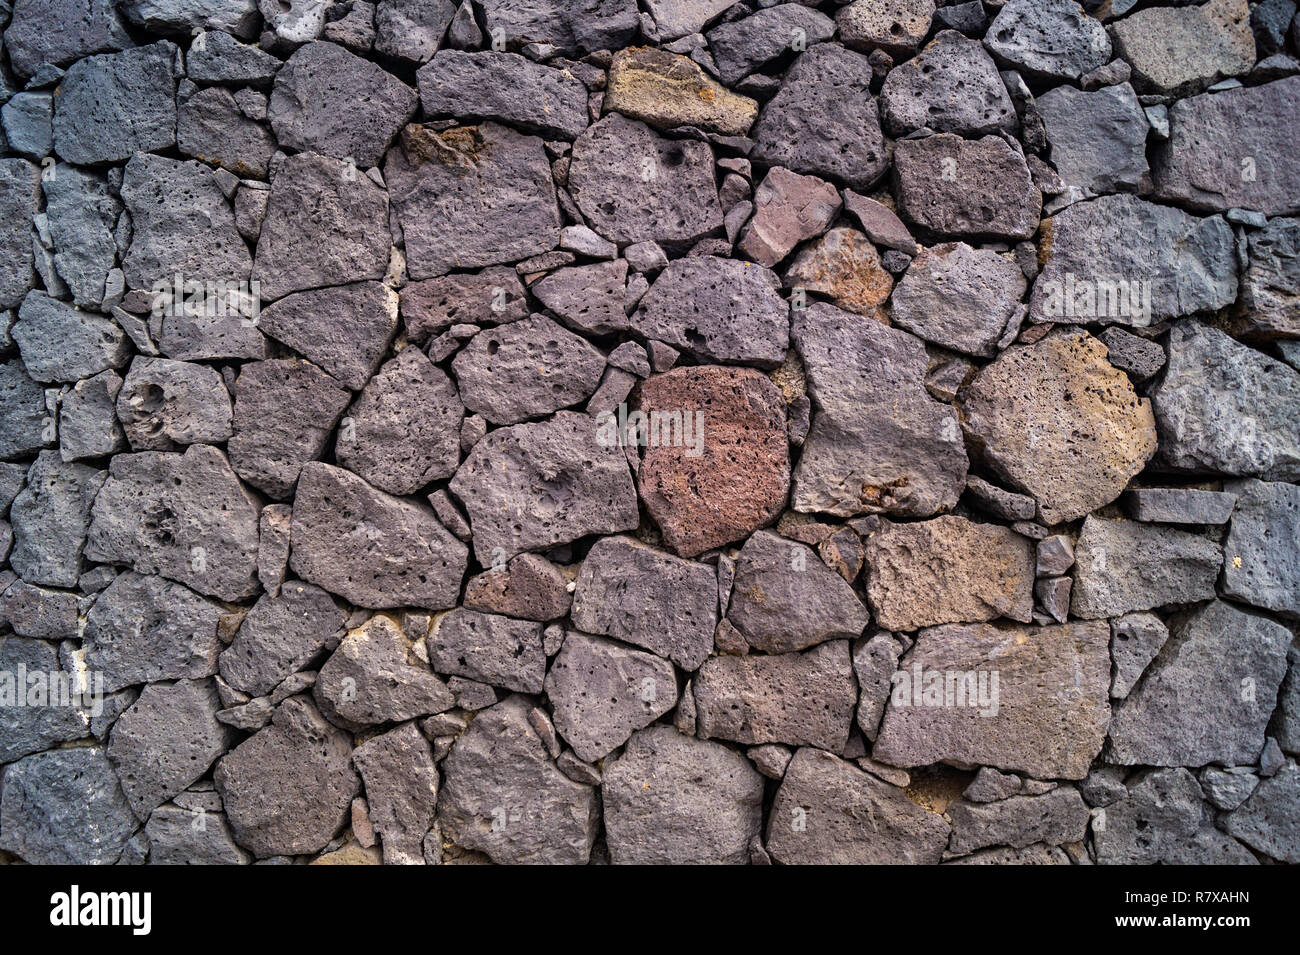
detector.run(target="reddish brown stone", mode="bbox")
[634,365,790,557]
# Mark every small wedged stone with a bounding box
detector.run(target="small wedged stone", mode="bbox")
[386,123,562,279]
[427,608,546,694]
[402,268,528,342]
[569,113,722,248]
[531,260,629,336]
[545,631,677,763]
[290,463,468,610]
[873,619,1112,780]
[862,516,1034,632]
[85,444,261,602]
[1124,487,1237,525]
[726,529,869,653]
[602,726,763,865]
[462,553,571,621]
[351,722,441,865]
[783,227,894,319]
[450,411,639,565]
[948,788,1090,855]
[570,535,717,671]
[792,302,968,519]
[438,695,598,865]
[1107,600,1291,767]
[738,166,840,269]
[959,329,1157,525]
[1109,612,1169,700]
[766,747,950,865]
[1236,218,1300,339]
[214,695,360,859]
[219,581,345,696]
[694,640,856,751]
[1070,516,1223,619]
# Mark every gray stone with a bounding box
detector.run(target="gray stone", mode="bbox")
[351,722,440,865]
[983,0,1110,82]
[187,29,281,84]
[853,632,905,742]
[726,529,869,653]
[219,582,344,696]
[1200,767,1259,811]
[1071,517,1222,619]
[8,450,104,587]
[374,0,457,62]
[1221,479,1300,619]
[874,619,1111,780]
[881,30,1017,138]
[570,535,718,671]
[603,726,764,864]
[645,0,736,40]
[51,42,178,165]
[462,553,571,621]
[0,160,41,309]
[335,347,463,495]
[1153,77,1300,218]
[862,516,1035,631]
[1237,218,1300,339]
[893,134,1041,240]
[1095,768,1256,864]
[59,370,126,460]
[705,5,836,85]
[694,640,857,751]
[0,580,79,639]
[0,747,138,864]
[438,695,598,864]
[419,50,587,140]
[43,164,120,309]
[117,357,233,451]
[451,315,604,425]
[750,44,889,192]
[1036,83,1150,197]
[13,292,129,383]
[964,767,1022,803]
[144,803,251,865]
[948,788,1090,855]
[0,359,52,459]
[1153,321,1300,481]
[946,844,1071,865]
[107,679,233,820]
[1109,612,1169,700]
[401,268,528,341]
[269,42,417,168]
[84,571,226,691]
[767,747,950,864]
[545,631,677,762]
[387,122,561,279]
[1108,600,1291,767]
[85,444,261,601]
[529,260,628,337]
[890,243,1026,358]
[253,151,391,302]
[836,0,935,56]
[1125,487,1237,525]
[792,302,968,518]
[177,86,277,179]
[290,462,468,609]
[2,90,53,159]
[1097,327,1165,381]
[479,0,638,56]
[3,0,130,79]
[214,695,360,858]
[569,113,722,248]
[1223,760,1300,862]
[1110,0,1255,98]
[258,0,329,43]
[450,411,638,565]
[120,0,259,36]
[960,330,1157,524]
[0,635,93,763]
[427,608,546,694]
[228,359,351,499]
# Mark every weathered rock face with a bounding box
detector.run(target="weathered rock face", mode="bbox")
[1071,517,1222,619]
[570,535,718,671]
[983,0,1110,82]
[214,696,360,859]
[633,366,789,557]
[960,330,1157,524]
[1221,480,1300,619]
[793,303,968,519]
[726,530,869,653]
[767,748,950,864]
[219,581,344,696]
[351,722,440,865]
[419,50,588,141]
[1152,321,1300,481]
[603,726,764,864]
[1223,760,1300,863]
[438,696,598,864]
[695,641,857,751]
[1110,0,1255,98]
[427,608,546,694]
[386,122,561,279]
[1108,600,1290,767]
[116,357,232,451]
[881,30,1016,138]
[1095,768,1256,864]
[873,619,1112,781]
[1153,77,1300,218]
[52,42,178,164]
[257,282,398,392]
[862,516,1034,632]
[948,788,1090,855]
[784,227,894,319]
[290,463,467,609]
[0,160,40,310]
[1036,84,1151,199]
[706,5,836,85]
[1238,218,1300,339]
[605,47,757,137]
[450,412,639,565]
[569,113,722,248]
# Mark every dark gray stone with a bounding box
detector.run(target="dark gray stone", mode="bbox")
[479,0,638,56]
[374,0,458,62]
[1036,83,1150,198]
[1221,479,1300,619]
[1071,516,1222,619]
[0,160,40,309]
[705,5,836,85]
[12,292,129,383]
[1223,759,1300,862]
[219,582,344,696]
[881,30,1016,138]
[8,450,104,587]
[3,0,130,79]
[42,164,120,309]
[0,359,51,459]
[983,0,1110,82]
[177,86,277,179]
[116,357,233,452]
[1125,487,1237,525]
[186,29,281,84]
[427,608,546,694]
[1097,327,1165,381]
[948,788,1089,855]
[352,721,441,865]
[0,635,93,763]
[1109,612,1169,700]
[1238,217,1300,338]
[418,50,587,140]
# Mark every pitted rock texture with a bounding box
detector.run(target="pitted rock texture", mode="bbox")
[3,0,1299,871]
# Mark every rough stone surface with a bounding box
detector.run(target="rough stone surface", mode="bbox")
[881,29,1016,138]
[427,608,546,694]
[891,243,1026,358]
[983,0,1110,82]
[1110,0,1256,98]
[1221,479,1300,619]
[1071,516,1222,619]
[258,283,398,393]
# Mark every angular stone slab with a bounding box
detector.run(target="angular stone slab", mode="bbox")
[419,50,587,140]
[881,29,1016,138]
[51,42,178,164]
[218,581,344,696]
[427,608,546,694]
[257,282,398,392]
[1222,479,1300,619]
[352,722,441,865]
[8,450,105,587]
[1071,516,1222,619]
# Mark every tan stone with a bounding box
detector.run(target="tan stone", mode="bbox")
[784,227,893,320]
[959,329,1157,524]
[604,47,758,137]
[738,166,841,268]
[862,515,1035,631]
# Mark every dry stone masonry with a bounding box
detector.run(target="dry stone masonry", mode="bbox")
[0,0,1298,867]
